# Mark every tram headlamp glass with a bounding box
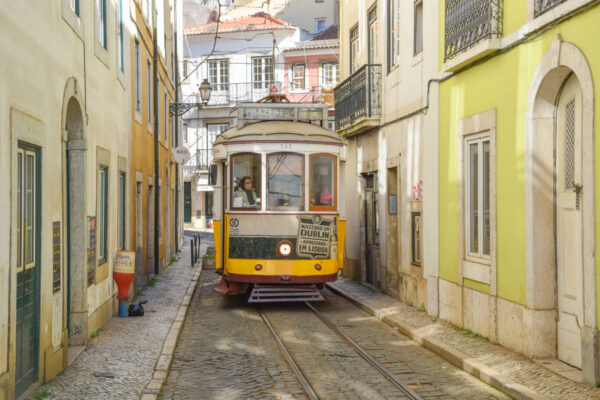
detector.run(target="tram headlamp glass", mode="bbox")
[254,264,263,271]
[277,241,293,258]
[314,263,322,271]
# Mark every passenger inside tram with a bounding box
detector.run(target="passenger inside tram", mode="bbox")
[234,176,258,207]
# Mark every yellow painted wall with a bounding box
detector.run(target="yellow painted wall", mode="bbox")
[439,5,600,306]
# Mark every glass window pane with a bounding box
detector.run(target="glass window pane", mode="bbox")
[25,154,34,265]
[469,142,479,254]
[483,140,490,256]
[310,155,335,207]
[17,152,22,268]
[232,154,261,209]
[267,154,304,211]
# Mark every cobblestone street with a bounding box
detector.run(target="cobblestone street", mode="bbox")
[162,271,509,400]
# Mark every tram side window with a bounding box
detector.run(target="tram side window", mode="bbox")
[232,153,261,209]
[310,154,335,209]
[267,153,304,211]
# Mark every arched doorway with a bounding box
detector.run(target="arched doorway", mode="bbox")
[526,36,596,382]
[62,79,87,346]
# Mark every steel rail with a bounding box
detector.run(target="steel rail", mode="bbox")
[256,307,321,400]
[304,301,424,400]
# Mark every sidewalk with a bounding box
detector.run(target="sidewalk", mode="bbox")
[30,239,206,400]
[327,278,600,400]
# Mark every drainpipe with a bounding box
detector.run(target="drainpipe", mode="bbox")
[174,0,180,251]
[153,0,160,275]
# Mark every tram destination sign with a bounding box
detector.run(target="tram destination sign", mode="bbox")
[237,103,328,128]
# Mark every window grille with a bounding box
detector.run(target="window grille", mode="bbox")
[535,0,567,16]
[564,100,576,189]
[444,0,503,61]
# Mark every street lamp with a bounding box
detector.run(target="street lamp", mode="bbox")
[170,79,213,117]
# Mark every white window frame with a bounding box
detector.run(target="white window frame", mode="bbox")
[457,109,497,290]
[388,0,400,70]
[134,39,141,113]
[252,57,273,89]
[97,0,107,49]
[414,0,423,56]
[350,25,359,74]
[208,59,230,92]
[315,17,326,33]
[464,132,490,262]
[290,63,306,92]
[368,6,378,64]
[320,62,339,89]
[147,59,153,130]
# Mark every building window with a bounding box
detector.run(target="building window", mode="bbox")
[164,92,168,144]
[147,60,152,127]
[16,147,38,270]
[97,0,107,49]
[310,154,336,211]
[205,123,228,167]
[118,0,124,71]
[118,171,126,250]
[387,0,400,70]
[411,212,422,266]
[368,6,378,64]
[135,40,141,112]
[315,17,327,33]
[97,165,108,264]
[321,62,339,88]
[183,59,188,78]
[350,25,359,74]
[231,153,262,210]
[208,59,229,91]
[315,0,324,3]
[465,134,491,259]
[70,0,80,16]
[291,64,306,91]
[267,153,304,211]
[414,0,423,55]
[183,123,188,143]
[252,57,273,89]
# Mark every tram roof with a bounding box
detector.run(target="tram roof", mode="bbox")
[214,121,345,145]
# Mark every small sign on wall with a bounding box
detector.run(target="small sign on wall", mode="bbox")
[87,216,96,287]
[52,221,61,293]
[388,195,397,215]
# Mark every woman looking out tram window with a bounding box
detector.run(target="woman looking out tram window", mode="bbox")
[234,176,257,207]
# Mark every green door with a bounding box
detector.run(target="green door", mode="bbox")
[15,144,41,397]
[184,182,191,223]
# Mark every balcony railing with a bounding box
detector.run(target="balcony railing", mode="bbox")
[534,0,567,16]
[334,64,381,133]
[183,150,212,178]
[444,0,503,61]
[204,81,283,106]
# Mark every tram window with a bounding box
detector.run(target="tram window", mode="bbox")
[231,153,261,209]
[267,153,304,211]
[310,154,336,209]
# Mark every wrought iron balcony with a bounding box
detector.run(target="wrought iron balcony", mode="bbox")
[534,0,567,16]
[444,0,503,61]
[203,81,284,106]
[334,64,382,135]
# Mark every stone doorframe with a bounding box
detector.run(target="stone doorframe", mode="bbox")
[525,35,597,383]
[61,77,88,346]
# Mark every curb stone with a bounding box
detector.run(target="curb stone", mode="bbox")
[140,264,202,400]
[325,283,547,400]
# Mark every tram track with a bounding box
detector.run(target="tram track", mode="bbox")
[257,300,424,400]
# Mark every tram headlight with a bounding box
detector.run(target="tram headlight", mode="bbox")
[276,241,293,258]
[314,263,322,271]
[254,264,263,271]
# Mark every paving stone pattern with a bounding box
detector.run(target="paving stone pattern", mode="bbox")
[161,272,307,400]
[329,278,600,400]
[31,239,203,400]
[312,290,509,400]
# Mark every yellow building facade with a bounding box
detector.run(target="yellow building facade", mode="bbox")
[129,0,181,291]
[438,0,600,384]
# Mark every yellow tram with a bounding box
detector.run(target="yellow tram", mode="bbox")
[209,103,347,301]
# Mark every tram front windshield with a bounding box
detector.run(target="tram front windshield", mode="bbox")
[268,153,304,211]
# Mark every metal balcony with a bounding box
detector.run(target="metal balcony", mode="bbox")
[534,0,567,16]
[444,0,503,61]
[204,81,284,106]
[334,64,382,136]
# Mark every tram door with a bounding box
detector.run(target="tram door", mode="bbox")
[364,173,379,285]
